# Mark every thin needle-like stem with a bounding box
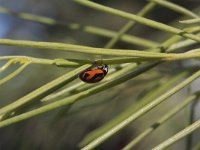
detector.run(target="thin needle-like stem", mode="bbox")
[0,60,14,73]
[105,2,156,48]
[0,63,30,86]
[150,0,199,18]
[0,56,85,67]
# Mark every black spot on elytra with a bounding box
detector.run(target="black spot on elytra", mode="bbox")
[83,73,90,79]
[90,73,104,81]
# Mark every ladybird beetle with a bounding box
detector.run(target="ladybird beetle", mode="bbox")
[79,64,108,83]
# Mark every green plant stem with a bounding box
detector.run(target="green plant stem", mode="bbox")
[0,63,30,86]
[0,60,14,73]
[167,37,199,52]
[73,0,200,42]
[151,118,200,150]
[193,142,200,150]
[0,56,86,67]
[105,2,156,48]
[0,64,91,116]
[1,39,200,61]
[88,26,159,48]
[180,18,200,24]
[81,69,200,150]
[122,93,199,150]
[41,82,84,102]
[186,99,197,150]
[162,26,200,52]
[1,48,200,66]
[0,38,162,57]
[0,6,158,48]
[150,0,199,18]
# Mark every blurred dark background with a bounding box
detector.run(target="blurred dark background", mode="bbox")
[0,0,200,150]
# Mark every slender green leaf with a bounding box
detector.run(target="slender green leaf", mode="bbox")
[151,0,199,18]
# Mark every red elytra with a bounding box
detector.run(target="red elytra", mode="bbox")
[79,64,108,83]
